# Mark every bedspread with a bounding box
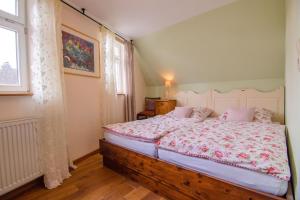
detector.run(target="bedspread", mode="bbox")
[103,115,200,142]
[158,119,290,181]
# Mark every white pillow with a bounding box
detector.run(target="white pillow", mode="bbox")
[173,107,193,118]
[219,107,255,122]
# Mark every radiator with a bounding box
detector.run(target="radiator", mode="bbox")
[0,118,43,195]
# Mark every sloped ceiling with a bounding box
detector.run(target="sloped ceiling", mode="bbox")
[134,0,285,86]
[67,0,236,39]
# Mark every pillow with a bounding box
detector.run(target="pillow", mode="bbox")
[219,107,255,122]
[191,107,213,121]
[173,107,193,118]
[254,108,273,123]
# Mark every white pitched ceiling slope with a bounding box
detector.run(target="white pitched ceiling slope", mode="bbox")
[68,0,236,39]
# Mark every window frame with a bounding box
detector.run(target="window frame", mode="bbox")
[0,0,26,25]
[0,0,29,94]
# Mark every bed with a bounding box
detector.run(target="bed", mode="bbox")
[100,87,294,200]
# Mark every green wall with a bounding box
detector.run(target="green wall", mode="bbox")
[134,0,285,88]
[133,0,299,197]
[285,0,300,198]
[146,78,284,97]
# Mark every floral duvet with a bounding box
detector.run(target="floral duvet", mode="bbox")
[103,115,200,142]
[158,119,290,181]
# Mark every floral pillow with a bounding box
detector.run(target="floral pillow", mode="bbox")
[253,108,273,123]
[191,107,213,121]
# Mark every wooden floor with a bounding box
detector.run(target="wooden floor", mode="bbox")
[14,154,165,200]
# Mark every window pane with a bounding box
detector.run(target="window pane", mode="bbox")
[0,26,19,85]
[0,0,17,16]
[114,61,121,93]
[113,41,126,94]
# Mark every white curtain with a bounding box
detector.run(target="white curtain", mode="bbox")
[101,27,121,125]
[28,0,70,189]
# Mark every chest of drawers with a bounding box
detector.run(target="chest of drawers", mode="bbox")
[155,100,177,115]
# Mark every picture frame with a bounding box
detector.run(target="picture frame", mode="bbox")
[61,24,100,77]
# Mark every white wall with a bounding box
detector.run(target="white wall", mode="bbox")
[62,4,147,161]
[61,4,103,161]
[0,3,146,163]
[62,4,126,161]
[0,96,37,121]
[285,0,300,198]
[0,4,106,162]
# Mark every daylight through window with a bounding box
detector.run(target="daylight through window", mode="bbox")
[0,0,28,93]
[113,40,126,94]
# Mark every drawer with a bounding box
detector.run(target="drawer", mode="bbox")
[157,101,169,107]
[155,100,176,115]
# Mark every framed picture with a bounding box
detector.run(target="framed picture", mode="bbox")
[61,25,100,77]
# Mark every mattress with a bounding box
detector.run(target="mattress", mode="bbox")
[104,130,157,157]
[158,149,288,196]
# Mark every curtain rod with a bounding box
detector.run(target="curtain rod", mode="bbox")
[60,0,129,42]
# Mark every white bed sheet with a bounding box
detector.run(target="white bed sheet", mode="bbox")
[158,149,288,196]
[104,131,157,157]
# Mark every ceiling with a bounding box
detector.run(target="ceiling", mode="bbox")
[67,0,236,39]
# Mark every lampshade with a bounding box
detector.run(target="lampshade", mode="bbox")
[165,80,171,87]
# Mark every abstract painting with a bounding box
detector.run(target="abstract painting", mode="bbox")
[62,25,100,77]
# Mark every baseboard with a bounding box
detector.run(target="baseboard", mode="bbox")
[73,149,100,165]
[0,176,43,200]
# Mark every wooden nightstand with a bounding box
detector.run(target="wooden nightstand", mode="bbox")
[155,100,177,115]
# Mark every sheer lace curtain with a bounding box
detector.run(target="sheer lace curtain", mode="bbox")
[28,0,70,189]
[101,27,121,125]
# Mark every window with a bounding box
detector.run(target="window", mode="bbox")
[113,39,126,94]
[0,0,28,93]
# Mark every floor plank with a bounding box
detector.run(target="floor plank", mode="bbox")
[13,154,165,200]
[124,187,150,200]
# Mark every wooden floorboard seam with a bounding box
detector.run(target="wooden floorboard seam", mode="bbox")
[9,154,164,200]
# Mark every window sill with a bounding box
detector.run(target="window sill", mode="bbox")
[117,93,126,96]
[0,92,33,96]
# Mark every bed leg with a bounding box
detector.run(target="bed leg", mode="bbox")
[286,182,294,200]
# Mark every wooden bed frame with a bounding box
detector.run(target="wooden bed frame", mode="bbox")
[100,88,293,200]
[100,139,294,200]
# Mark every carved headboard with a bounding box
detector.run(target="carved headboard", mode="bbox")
[175,87,284,124]
[176,90,211,108]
